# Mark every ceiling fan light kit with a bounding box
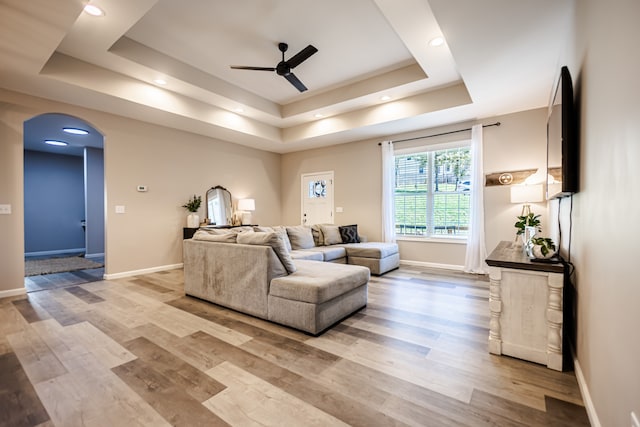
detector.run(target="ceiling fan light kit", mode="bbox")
[230,42,318,92]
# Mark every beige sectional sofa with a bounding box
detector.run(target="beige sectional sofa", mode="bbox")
[183,224,399,334]
[183,229,370,335]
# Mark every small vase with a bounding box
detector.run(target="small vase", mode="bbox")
[522,226,536,252]
[187,213,199,228]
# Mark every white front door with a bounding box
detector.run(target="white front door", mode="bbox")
[301,171,334,225]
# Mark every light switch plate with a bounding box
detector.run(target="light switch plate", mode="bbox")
[0,204,11,214]
[137,185,148,192]
[115,205,126,214]
[336,207,343,213]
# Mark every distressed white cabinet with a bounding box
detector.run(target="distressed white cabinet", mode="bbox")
[485,241,566,371]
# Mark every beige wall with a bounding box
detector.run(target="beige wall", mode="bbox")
[282,108,549,267]
[0,89,281,293]
[567,0,640,425]
[281,138,382,240]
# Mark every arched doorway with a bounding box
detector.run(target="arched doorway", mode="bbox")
[23,113,105,291]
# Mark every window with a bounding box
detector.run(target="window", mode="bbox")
[308,180,327,198]
[394,144,471,237]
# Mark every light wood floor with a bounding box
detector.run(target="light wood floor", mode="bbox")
[1,266,590,426]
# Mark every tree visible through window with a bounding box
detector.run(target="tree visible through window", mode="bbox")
[394,145,471,237]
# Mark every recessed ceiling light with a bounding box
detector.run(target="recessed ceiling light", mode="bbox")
[62,127,89,135]
[83,4,104,17]
[314,113,324,118]
[45,140,68,147]
[429,37,445,47]
[380,95,391,101]
[154,79,167,85]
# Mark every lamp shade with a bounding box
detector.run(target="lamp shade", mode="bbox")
[510,184,544,204]
[237,198,255,211]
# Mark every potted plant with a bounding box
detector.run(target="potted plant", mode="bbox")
[514,212,541,246]
[182,194,201,228]
[528,237,557,259]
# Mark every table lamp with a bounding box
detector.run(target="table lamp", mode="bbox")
[237,199,255,225]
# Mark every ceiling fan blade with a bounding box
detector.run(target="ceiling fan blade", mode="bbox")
[284,73,308,92]
[286,45,318,69]
[230,66,276,71]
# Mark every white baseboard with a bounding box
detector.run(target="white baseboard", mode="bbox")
[400,259,464,271]
[25,248,86,257]
[84,252,104,259]
[0,287,27,299]
[103,263,183,280]
[574,354,601,427]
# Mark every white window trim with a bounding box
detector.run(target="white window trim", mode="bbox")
[393,139,471,241]
[396,235,467,244]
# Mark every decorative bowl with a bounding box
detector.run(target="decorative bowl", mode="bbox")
[530,244,556,259]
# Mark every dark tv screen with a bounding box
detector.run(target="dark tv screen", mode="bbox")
[547,66,578,199]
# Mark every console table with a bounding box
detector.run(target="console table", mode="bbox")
[183,227,199,239]
[485,241,566,371]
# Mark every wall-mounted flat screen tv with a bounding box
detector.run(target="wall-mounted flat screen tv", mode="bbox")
[547,66,578,199]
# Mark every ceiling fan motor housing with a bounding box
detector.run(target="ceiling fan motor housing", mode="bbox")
[276,62,290,76]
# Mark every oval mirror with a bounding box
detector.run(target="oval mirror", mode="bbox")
[206,186,233,226]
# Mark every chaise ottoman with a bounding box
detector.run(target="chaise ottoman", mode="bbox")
[268,260,369,335]
[341,242,400,275]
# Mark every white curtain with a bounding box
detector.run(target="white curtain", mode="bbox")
[381,141,396,243]
[464,125,488,274]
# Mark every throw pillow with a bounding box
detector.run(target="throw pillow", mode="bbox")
[193,230,237,243]
[311,224,325,246]
[319,224,343,245]
[237,231,296,273]
[197,227,234,235]
[254,226,292,252]
[199,227,253,235]
[339,224,360,243]
[286,225,315,250]
[272,226,293,252]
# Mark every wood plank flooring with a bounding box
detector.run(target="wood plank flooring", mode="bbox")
[24,268,104,293]
[0,266,590,426]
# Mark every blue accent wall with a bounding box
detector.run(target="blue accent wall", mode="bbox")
[24,150,86,254]
[84,147,105,257]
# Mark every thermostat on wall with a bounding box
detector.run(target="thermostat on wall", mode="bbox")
[137,185,148,192]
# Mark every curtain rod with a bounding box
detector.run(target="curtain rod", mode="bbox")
[378,121,501,145]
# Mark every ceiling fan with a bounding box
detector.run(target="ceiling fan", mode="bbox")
[230,42,318,92]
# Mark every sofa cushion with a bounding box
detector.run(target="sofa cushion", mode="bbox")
[338,224,360,243]
[270,260,369,304]
[290,250,324,261]
[237,231,296,274]
[341,242,399,259]
[319,224,342,245]
[286,225,315,250]
[303,246,347,262]
[254,226,292,252]
[192,230,237,243]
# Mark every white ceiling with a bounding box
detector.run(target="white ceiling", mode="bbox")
[0,0,574,154]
